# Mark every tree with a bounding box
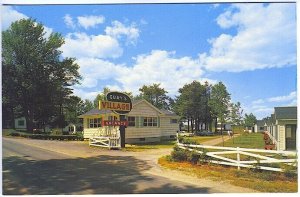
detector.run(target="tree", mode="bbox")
[93,87,111,108]
[229,102,243,126]
[208,82,231,146]
[244,113,257,130]
[2,18,81,131]
[174,80,212,133]
[138,83,171,109]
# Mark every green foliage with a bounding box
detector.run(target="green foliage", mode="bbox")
[9,132,83,141]
[198,148,210,164]
[187,151,201,164]
[281,162,298,178]
[2,18,81,131]
[174,81,212,132]
[208,82,231,127]
[180,138,198,145]
[244,113,257,127]
[171,146,189,162]
[138,83,172,110]
[229,102,243,126]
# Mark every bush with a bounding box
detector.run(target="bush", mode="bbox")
[187,151,200,164]
[281,162,298,179]
[10,132,20,137]
[180,138,198,145]
[198,148,210,164]
[171,146,189,162]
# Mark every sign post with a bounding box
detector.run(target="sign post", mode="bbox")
[99,92,132,148]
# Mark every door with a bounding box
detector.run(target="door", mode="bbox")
[285,124,296,150]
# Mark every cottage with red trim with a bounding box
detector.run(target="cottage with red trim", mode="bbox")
[78,99,179,143]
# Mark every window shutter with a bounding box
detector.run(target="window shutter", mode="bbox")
[139,117,144,127]
[87,118,89,128]
[135,116,139,128]
[157,117,160,128]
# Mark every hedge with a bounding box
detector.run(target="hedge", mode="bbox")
[9,132,83,141]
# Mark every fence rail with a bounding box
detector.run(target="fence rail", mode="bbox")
[177,142,297,172]
[89,127,121,149]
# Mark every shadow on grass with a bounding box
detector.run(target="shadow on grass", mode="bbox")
[3,155,209,195]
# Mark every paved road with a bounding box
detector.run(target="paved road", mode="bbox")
[2,137,255,194]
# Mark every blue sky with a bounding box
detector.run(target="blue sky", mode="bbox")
[2,2,297,119]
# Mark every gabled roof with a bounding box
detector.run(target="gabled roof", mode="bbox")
[274,106,297,120]
[78,99,178,117]
[78,109,113,118]
[160,109,177,116]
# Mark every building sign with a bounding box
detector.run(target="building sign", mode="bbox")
[100,101,131,112]
[103,92,132,115]
[102,120,128,126]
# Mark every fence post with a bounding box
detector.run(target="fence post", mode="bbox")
[237,147,240,170]
[176,132,179,144]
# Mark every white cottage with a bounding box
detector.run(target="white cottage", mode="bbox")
[78,99,180,143]
[264,106,297,151]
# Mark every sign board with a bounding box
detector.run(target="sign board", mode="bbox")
[102,120,128,127]
[100,101,131,112]
[105,92,132,115]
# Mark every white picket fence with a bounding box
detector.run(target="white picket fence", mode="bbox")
[177,142,297,172]
[89,127,121,149]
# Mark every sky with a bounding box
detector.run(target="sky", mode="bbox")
[1,1,297,120]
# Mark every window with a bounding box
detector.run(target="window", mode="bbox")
[170,119,178,124]
[89,118,102,128]
[143,117,158,127]
[18,120,25,126]
[128,116,135,127]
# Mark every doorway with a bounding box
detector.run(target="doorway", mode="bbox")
[285,124,296,150]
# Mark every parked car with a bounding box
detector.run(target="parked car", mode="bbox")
[178,131,194,137]
[195,131,214,136]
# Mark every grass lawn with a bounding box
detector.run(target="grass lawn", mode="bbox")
[123,140,177,151]
[124,136,221,151]
[218,132,265,149]
[158,156,298,193]
[184,136,221,144]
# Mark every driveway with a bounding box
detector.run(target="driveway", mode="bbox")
[2,137,256,194]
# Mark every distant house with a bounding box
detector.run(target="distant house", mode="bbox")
[14,117,27,130]
[254,120,266,133]
[264,106,297,151]
[78,99,180,143]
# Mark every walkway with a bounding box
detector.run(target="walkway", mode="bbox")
[201,134,239,146]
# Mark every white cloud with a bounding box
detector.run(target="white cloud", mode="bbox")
[201,3,296,72]
[63,14,75,29]
[247,91,297,119]
[267,91,296,103]
[74,50,212,97]
[72,88,99,101]
[2,6,53,38]
[1,6,27,30]
[105,20,140,45]
[77,15,105,29]
[60,32,123,59]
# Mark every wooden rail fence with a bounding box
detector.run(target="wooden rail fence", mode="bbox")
[177,141,297,172]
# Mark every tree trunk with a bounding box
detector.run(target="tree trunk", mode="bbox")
[221,122,224,146]
[187,117,190,132]
[25,109,34,132]
[214,117,218,132]
[191,118,194,133]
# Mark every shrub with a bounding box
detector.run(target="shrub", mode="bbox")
[198,148,210,164]
[187,151,200,164]
[181,138,198,145]
[171,146,189,162]
[10,132,20,137]
[281,162,298,179]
